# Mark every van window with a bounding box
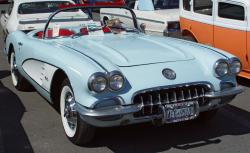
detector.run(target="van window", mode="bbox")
[18,1,74,14]
[8,1,13,15]
[153,0,179,9]
[126,0,136,9]
[183,0,191,11]
[218,2,245,21]
[194,0,213,16]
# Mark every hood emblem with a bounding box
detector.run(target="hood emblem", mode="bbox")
[162,68,176,80]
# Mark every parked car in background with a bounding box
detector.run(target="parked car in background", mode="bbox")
[180,0,250,79]
[101,0,180,36]
[5,3,244,145]
[0,0,85,40]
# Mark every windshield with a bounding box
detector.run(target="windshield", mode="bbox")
[18,1,74,14]
[40,6,139,39]
[152,0,179,10]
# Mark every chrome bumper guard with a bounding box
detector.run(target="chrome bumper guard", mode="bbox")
[205,86,244,98]
[77,86,244,118]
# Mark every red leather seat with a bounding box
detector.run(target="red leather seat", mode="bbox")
[37,29,75,39]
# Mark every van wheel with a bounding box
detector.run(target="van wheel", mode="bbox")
[60,78,95,145]
[10,51,33,91]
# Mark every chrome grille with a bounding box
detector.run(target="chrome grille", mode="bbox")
[133,84,210,117]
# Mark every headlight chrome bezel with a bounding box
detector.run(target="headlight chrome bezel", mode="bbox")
[214,59,230,78]
[88,72,108,93]
[88,71,125,93]
[109,71,125,91]
[214,58,242,78]
[229,57,242,75]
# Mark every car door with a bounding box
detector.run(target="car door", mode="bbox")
[187,0,214,45]
[247,11,250,70]
[214,1,249,71]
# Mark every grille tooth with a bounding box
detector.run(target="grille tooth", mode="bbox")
[188,89,192,100]
[133,84,210,118]
[165,93,169,104]
[194,88,198,99]
[201,87,205,103]
[173,91,177,103]
[157,93,161,105]
[181,90,185,101]
[149,94,153,115]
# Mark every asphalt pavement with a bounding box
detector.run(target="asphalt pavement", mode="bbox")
[0,4,250,153]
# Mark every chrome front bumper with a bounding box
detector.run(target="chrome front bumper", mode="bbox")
[77,86,244,127]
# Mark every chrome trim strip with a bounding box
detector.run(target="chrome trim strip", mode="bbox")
[76,102,141,117]
[19,18,89,24]
[101,12,165,24]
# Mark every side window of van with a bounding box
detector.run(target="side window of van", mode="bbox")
[194,0,213,16]
[183,0,191,11]
[126,0,136,9]
[8,2,14,15]
[218,2,245,21]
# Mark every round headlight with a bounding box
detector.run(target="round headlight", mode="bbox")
[109,73,124,91]
[214,59,229,77]
[89,73,107,93]
[230,58,242,75]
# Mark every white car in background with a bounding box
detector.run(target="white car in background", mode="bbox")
[100,0,180,36]
[0,0,87,40]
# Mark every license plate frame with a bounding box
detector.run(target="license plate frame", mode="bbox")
[164,101,199,123]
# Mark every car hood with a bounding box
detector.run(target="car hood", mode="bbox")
[58,34,194,67]
[153,9,180,21]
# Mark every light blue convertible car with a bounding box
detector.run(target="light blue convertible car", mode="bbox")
[4,3,244,145]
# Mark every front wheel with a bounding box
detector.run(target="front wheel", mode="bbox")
[60,79,95,145]
[10,51,32,91]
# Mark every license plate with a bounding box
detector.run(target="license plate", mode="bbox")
[164,101,199,123]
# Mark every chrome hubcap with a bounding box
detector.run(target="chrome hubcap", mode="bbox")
[11,57,18,77]
[10,53,18,86]
[64,93,77,130]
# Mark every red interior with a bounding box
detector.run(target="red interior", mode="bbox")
[37,29,75,39]
[37,27,112,38]
[102,26,112,33]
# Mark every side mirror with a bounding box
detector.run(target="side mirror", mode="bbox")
[1,10,6,14]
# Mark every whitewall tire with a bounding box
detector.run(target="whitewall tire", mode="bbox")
[60,78,96,145]
[9,51,32,91]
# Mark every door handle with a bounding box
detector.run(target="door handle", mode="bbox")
[18,42,23,46]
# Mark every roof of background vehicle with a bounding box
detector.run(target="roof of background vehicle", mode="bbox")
[13,0,75,5]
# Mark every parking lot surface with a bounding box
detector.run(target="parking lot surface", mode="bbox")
[1,4,250,153]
